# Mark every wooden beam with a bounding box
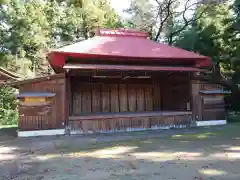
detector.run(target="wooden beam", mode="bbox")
[69,111,192,121]
[64,64,205,72]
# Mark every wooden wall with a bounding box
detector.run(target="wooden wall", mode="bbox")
[18,74,66,131]
[72,83,161,115]
[191,79,226,121]
[202,95,226,120]
[191,80,202,120]
[71,78,191,115]
[70,112,193,134]
[201,83,226,120]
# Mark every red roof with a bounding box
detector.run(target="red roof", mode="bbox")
[49,29,212,71]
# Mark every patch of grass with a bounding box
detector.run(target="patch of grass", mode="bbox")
[170,123,240,140]
[0,125,18,137]
[171,132,217,140]
[0,124,17,129]
[47,123,240,155]
[227,111,240,123]
[212,123,240,137]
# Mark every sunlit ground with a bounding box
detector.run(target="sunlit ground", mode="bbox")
[0,123,240,180]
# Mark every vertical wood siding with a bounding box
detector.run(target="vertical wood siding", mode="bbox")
[201,83,226,120]
[70,112,193,134]
[202,95,226,120]
[72,83,162,115]
[71,79,191,115]
[18,75,66,131]
[191,80,226,121]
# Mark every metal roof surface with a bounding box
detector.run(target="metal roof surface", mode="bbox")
[48,29,212,71]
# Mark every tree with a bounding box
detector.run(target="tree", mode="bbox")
[55,0,123,41]
[0,0,122,76]
[0,85,18,125]
[126,0,240,110]
[125,0,209,43]
[0,0,122,125]
[173,1,240,111]
[0,0,52,77]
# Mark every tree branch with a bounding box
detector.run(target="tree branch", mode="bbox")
[168,3,210,44]
[154,0,175,41]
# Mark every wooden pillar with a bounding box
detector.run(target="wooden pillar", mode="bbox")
[191,73,203,121]
[64,71,70,127]
[67,72,72,116]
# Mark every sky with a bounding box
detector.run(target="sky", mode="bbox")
[110,0,131,17]
[110,0,196,19]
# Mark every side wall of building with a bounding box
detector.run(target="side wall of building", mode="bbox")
[18,74,66,132]
[192,80,226,125]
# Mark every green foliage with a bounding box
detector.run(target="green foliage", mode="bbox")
[0,0,9,4]
[0,0,122,125]
[0,86,18,125]
[0,0,122,76]
[174,1,240,110]
[126,0,239,77]
[227,111,240,122]
[175,3,232,64]
[1,0,239,125]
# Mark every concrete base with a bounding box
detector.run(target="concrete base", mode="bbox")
[18,120,227,137]
[196,120,227,127]
[18,129,65,137]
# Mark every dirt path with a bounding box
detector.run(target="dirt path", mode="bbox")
[0,125,240,180]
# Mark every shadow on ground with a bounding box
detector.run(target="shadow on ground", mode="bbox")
[0,124,240,180]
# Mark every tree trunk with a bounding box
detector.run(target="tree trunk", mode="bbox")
[82,14,88,40]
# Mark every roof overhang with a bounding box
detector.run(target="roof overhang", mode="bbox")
[6,73,65,88]
[63,64,206,72]
[199,90,231,95]
[47,29,212,73]
[0,67,22,81]
[17,92,56,98]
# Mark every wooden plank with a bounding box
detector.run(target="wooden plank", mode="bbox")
[119,84,128,112]
[18,75,66,131]
[203,109,225,120]
[50,89,57,129]
[144,85,153,111]
[65,73,70,124]
[69,111,192,120]
[191,80,201,120]
[203,103,225,109]
[91,84,101,113]
[153,84,161,110]
[19,105,52,116]
[128,84,137,112]
[101,84,111,112]
[81,85,92,113]
[203,96,224,103]
[70,113,192,134]
[72,92,81,115]
[110,84,119,112]
[136,84,145,112]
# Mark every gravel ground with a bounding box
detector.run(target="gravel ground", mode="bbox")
[0,124,240,180]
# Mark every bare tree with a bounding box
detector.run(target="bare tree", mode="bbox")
[126,0,210,43]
